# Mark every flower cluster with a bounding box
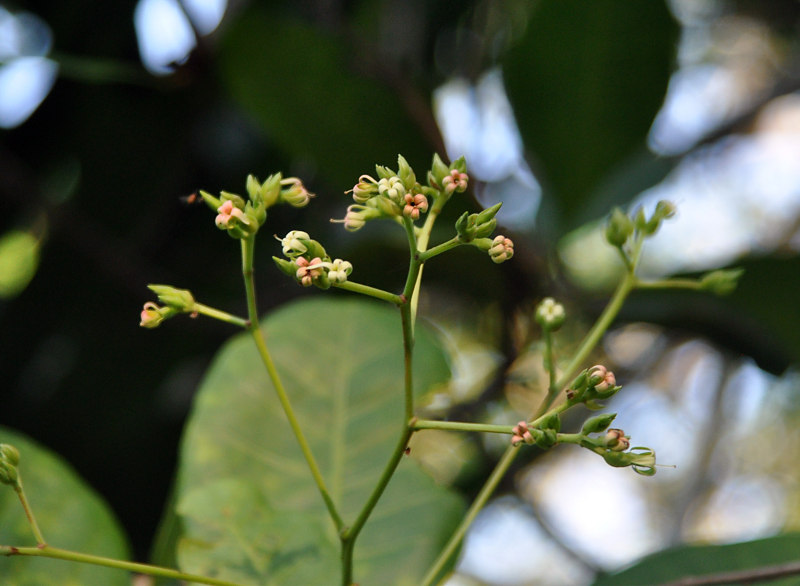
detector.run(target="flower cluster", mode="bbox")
[335,155,427,231]
[201,173,313,239]
[579,413,657,475]
[564,364,621,406]
[335,154,471,232]
[273,231,352,289]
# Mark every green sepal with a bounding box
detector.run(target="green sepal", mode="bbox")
[272,256,297,279]
[0,443,20,467]
[540,412,561,432]
[533,428,558,449]
[220,191,246,209]
[375,164,395,180]
[428,153,450,189]
[397,155,416,191]
[451,155,467,174]
[199,190,222,211]
[581,413,617,435]
[147,284,195,312]
[260,173,282,208]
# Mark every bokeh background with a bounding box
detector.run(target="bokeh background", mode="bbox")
[2,0,800,584]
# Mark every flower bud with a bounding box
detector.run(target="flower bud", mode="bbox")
[637,200,676,235]
[581,413,617,435]
[147,284,195,312]
[605,208,634,247]
[0,444,20,467]
[0,460,18,486]
[280,177,314,208]
[488,235,514,263]
[535,297,566,331]
[604,428,630,451]
[140,302,165,328]
[699,268,744,296]
[332,204,383,232]
[350,175,379,204]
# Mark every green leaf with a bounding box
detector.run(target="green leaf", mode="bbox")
[0,426,131,586]
[0,230,41,299]
[219,7,429,189]
[503,1,678,230]
[175,297,464,584]
[593,533,800,585]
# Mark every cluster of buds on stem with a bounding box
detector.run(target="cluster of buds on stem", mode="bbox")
[565,364,621,407]
[273,231,352,290]
[578,413,657,475]
[335,155,427,231]
[605,199,676,249]
[510,412,560,449]
[139,284,196,329]
[201,173,313,239]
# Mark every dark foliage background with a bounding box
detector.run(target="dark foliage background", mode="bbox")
[2,0,800,580]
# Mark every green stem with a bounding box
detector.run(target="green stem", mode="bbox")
[333,281,404,305]
[412,419,513,435]
[340,216,429,583]
[340,425,414,585]
[191,303,249,328]
[240,237,344,531]
[421,447,518,586]
[633,277,703,290]
[14,478,45,545]
[0,545,242,586]
[417,236,462,263]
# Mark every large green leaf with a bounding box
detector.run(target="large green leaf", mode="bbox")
[175,297,464,584]
[593,533,800,585]
[503,0,678,230]
[218,7,430,189]
[0,427,130,586]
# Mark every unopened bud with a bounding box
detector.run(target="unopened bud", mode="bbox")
[699,268,744,296]
[604,428,630,451]
[0,444,20,467]
[488,235,514,263]
[581,413,617,435]
[605,208,634,247]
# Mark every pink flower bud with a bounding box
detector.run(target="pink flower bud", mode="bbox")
[140,302,164,328]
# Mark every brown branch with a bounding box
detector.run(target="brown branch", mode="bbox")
[662,559,800,586]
